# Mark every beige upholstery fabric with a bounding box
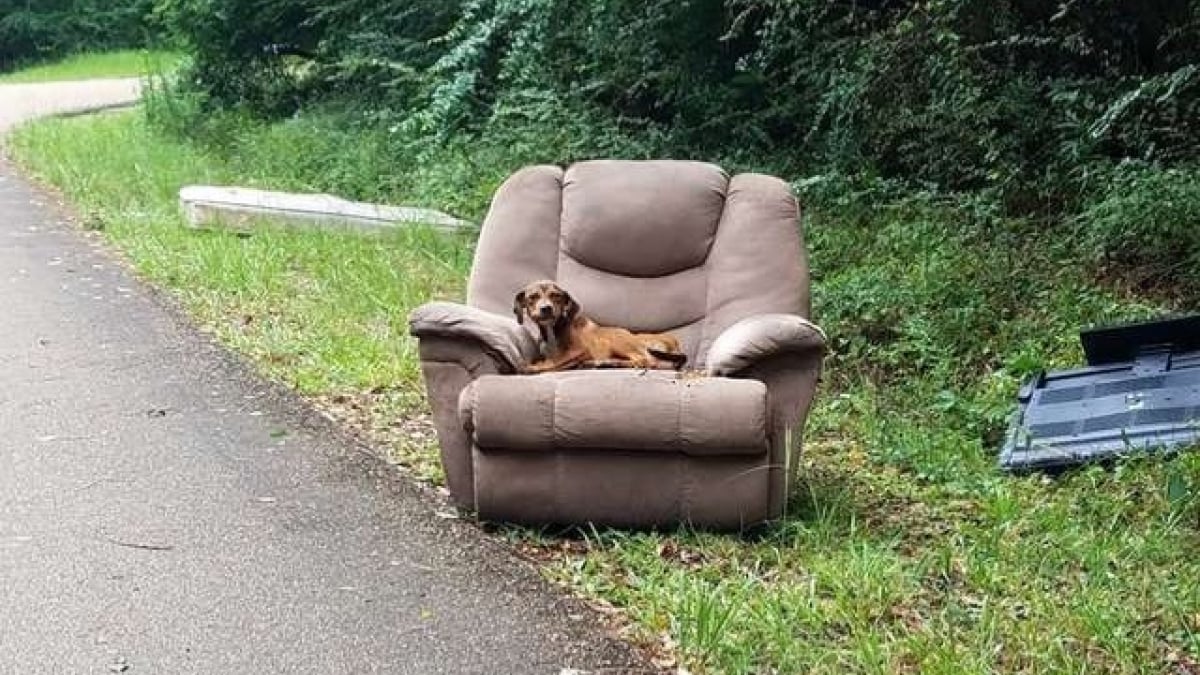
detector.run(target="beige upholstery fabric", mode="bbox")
[466,165,565,317]
[473,450,773,530]
[705,314,828,376]
[409,301,538,372]
[560,161,727,277]
[696,174,811,361]
[414,337,508,502]
[409,159,825,530]
[461,371,769,455]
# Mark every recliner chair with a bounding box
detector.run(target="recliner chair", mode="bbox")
[409,160,825,530]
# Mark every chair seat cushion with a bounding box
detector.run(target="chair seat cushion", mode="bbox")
[459,370,769,456]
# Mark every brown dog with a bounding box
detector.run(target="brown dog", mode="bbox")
[513,280,687,374]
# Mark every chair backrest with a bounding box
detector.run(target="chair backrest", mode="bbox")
[467,160,810,366]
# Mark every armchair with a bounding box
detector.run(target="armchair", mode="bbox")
[409,160,825,530]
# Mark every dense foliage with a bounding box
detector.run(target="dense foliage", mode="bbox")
[154,0,1199,295]
[0,0,155,70]
[157,1,1199,178]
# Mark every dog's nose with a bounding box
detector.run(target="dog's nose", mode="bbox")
[537,304,554,318]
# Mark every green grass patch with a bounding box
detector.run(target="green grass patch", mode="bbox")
[0,50,182,83]
[10,109,1200,674]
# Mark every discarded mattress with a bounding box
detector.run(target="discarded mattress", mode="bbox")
[179,185,473,234]
[1000,314,1200,472]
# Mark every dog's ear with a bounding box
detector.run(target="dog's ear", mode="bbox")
[512,290,526,324]
[562,291,580,321]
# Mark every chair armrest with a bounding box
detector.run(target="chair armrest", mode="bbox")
[705,314,827,376]
[408,302,538,372]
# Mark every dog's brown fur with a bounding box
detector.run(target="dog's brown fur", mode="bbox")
[513,280,688,374]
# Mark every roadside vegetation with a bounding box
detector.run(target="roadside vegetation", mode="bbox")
[0,50,180,83]
[0,0,155,74]
[7,0,1200,671]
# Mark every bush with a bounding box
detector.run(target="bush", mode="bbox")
[149,0,1200,284]
[1076,164,1200,299]
[154,0,1200,191]
[150,0,455,117]
[0,0,155,71]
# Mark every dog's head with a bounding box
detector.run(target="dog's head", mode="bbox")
[513,280,579,329]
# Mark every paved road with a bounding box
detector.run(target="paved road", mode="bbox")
[0,82,647,673]
[0,78,143,129]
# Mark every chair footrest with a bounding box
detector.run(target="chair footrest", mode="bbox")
[459,370,769,456]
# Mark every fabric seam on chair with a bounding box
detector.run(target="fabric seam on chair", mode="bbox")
[546,378,559,450]
[554,450,565,523]
[464,375,479,437]
[558,248,711,281]
[679,455,691,524]
[554,167,565,283]
[696,173,733,367]
[677,380,690,453]
[678,383,693,521]
[472,445,482,514]
[765,393,780,515]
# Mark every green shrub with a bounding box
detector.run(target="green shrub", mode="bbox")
[150,0,455,117]
[1076,164,1200,299]
[152,0,1200,205]
[145,0,1200,288]
[0,0,155,71]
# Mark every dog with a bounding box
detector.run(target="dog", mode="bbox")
[513,280,688,374]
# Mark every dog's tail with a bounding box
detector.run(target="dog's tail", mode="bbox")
[648,348,688,370]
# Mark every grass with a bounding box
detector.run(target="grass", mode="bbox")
[0,49,182,84]
[10,109,1200,674]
